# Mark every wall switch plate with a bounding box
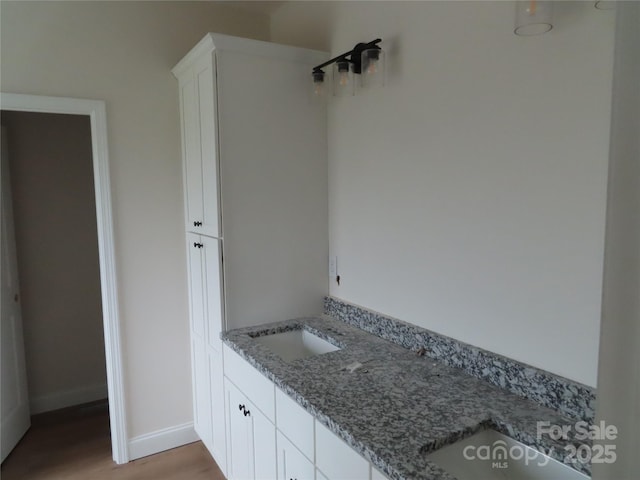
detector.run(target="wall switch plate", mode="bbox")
[329,256,338,277]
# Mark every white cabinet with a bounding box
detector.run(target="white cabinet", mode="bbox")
[174,33,328,475]
[277,432,314,480]
[225,379,277,480]
[173,33,328,331]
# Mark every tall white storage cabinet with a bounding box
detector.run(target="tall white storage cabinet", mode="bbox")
[172,34,328,475]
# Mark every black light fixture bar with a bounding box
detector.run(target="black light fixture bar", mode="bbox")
[312,38,382,75]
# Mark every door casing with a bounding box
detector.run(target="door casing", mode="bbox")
[0,93,128,464]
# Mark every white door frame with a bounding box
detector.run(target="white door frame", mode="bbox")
[0,93,129,464]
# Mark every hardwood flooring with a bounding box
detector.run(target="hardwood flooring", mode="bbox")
[1,401,224,480]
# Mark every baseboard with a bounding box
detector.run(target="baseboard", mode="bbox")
[128,422,198,461]
[30,383,108,414]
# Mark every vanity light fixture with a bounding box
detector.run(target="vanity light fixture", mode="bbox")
[514,0,553,36]
[311,38,384,99]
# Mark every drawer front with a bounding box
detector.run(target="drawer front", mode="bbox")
[277,431,314,480]
[276,388,314,462]
[223,344,275,422]
[315,421,370,480]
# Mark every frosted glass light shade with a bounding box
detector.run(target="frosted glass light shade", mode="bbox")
[515,1,553,36]
[333,60,354,97]
[311,70,328,101]
[361,48,385,89]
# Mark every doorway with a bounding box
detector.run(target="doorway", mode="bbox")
[0,93,127,464]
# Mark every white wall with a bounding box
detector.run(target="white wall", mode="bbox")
[0,1,270,439]
[2,111,106,413]
[593,2,640,478]
[272,1,615,386]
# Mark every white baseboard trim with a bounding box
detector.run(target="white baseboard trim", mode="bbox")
[128,422,198,461]
[30,383,108,414]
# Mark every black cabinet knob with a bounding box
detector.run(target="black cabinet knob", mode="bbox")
[193,221,202,227]
[193,242,203,248]
[238,404,245,412]
[243,409,250,417]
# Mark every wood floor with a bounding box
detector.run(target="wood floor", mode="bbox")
[1,401,225,480]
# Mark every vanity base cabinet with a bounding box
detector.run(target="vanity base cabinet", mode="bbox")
[223,344,392,480]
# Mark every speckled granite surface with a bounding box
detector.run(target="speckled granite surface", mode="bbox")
[325,297,596,423]
[222,316,592,480]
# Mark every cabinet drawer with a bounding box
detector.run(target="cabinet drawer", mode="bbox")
[277,431,314,480]
[276,388,314,462]
[315,421,369,480]
[224,344,275,422]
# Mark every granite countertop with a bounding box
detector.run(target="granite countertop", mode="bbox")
[222,315,587,480]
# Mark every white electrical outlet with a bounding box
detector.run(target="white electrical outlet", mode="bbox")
[329,256,338,277]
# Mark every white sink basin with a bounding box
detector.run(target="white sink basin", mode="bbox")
[426,429,588,480]
[252,329,341,362]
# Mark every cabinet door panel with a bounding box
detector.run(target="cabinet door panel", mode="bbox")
[203,236,224,349]
[195,53,220,238]
[277,431,314,480]
[226,380,253,480]
[186,233,205,338]
[180,74,204,232]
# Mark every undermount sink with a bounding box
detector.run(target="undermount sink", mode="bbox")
[252,329,341,362]
[426,429,589,480]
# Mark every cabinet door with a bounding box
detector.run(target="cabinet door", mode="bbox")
[194,53,220,238]
[225,379,277,480]
[186,233,205,339]
[192,336,212,449]
[226,380,253,480]
[277,431,314,480]
[202,235,224,349]
[180,72,205,234]
[179,53,220,237]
